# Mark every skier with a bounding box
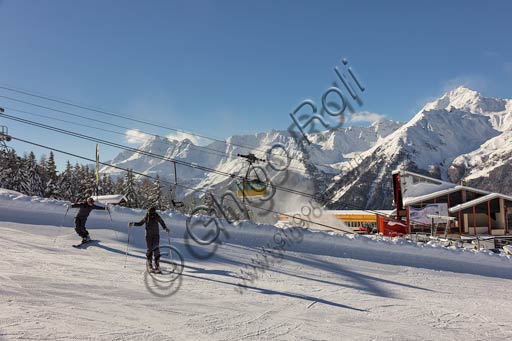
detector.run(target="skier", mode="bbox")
[129,207,169,273]
[71,197,106,245]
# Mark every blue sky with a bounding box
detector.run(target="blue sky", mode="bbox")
[0,0,511,169]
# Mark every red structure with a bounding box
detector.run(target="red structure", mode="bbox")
[377,215,407,237]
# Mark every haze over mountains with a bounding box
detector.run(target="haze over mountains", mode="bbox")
[101,87,512,218]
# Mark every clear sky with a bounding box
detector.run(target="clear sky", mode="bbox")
[0,0,511,169]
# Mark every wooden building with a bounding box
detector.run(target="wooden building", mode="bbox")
[392,170,512,235]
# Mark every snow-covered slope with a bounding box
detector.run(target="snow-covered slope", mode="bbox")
[1,190,512,340]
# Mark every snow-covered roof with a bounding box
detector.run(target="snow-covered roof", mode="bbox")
[449,193,512,213]
[280,210,394,219]
[404,186,490,206]
[92,194,127,205]
[326,210,394,216]
[395,170,490,206]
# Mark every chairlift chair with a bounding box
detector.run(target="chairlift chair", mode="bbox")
[235,153,268,199]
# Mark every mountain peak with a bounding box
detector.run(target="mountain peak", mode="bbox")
[443,86,481,104]
[422,86,508,116]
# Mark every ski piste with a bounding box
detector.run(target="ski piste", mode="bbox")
[72,239,98,248]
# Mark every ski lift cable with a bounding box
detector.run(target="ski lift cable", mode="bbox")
[8,135,353,234]
[0,85,336,170]
[1,112,432,226]
[0,98,326,174]
[0,112,327,202]
[1,110,408,223]
[0,112,341,203]
[0,99,244,163]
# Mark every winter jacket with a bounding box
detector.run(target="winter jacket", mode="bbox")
[134,212,167,236]
[72,202,106,219]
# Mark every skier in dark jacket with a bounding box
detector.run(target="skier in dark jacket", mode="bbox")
[129,207,169,273]
[71,197,106,243]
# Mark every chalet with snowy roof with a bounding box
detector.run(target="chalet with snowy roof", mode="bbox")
[392,170,512,236]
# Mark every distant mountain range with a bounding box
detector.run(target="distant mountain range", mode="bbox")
[101,86,512,220]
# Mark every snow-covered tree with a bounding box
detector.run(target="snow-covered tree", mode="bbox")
[113,176,124,195]
[43,152,60,198]
[0,149,21,191]
[23,152,44,197]
[146,175,164,210]
[100,173,114,195]
[57,161,74,201]
[123,169,138,208]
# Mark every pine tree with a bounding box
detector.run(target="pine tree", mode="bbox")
[45,152,57,182]
[71,163,82,200]
[39,154,48,184]
[123,169,138,208]
[100,173,114,195]
[44,152,60,198]
[147,175,163,210]
[138,178,153,209]
[58,161,74,200]
[0,149,21,191]
[23,152,44,197]
[114,176,124,195]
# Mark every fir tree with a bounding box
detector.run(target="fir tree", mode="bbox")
[114,176,124,195]
[123,169,138,208]
[138,178,153,209]
[100,173,114,195]
[43,152,60,198]
[147,175,164,210]
[0,149,21,191]
[23,152,44,196]
[58,161,74,201]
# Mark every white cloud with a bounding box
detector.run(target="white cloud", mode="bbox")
[166,131,210,146]
[350,111,385,123]
[441,75,489,92]
[125,129,152,144]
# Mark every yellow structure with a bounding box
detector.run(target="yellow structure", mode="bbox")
[279,210,393,233]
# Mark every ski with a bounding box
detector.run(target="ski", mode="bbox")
[72,239,98,248]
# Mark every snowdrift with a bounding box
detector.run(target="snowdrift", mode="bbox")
[0,189,510,279]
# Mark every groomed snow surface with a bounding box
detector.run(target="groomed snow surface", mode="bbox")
[1,189,511,340]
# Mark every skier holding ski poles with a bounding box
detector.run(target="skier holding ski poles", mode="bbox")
[70,197,107,246]
[129,207,169,274]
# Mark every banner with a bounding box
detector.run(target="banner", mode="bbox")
[409,203,449,225]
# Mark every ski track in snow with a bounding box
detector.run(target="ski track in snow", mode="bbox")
[1,194,512,340]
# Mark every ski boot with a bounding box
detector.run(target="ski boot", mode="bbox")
[154,259,162,274]
[147,260,154,273]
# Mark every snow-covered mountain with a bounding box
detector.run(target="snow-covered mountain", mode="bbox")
[103,86,512,215]
[101,120,404,218]
[325,87,512,209]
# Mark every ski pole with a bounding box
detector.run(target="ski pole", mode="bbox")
[105,205,120,241]
[107,206,113,222]
[124,223,131,268]
[167,228,174,265]
[60,204,70,227]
